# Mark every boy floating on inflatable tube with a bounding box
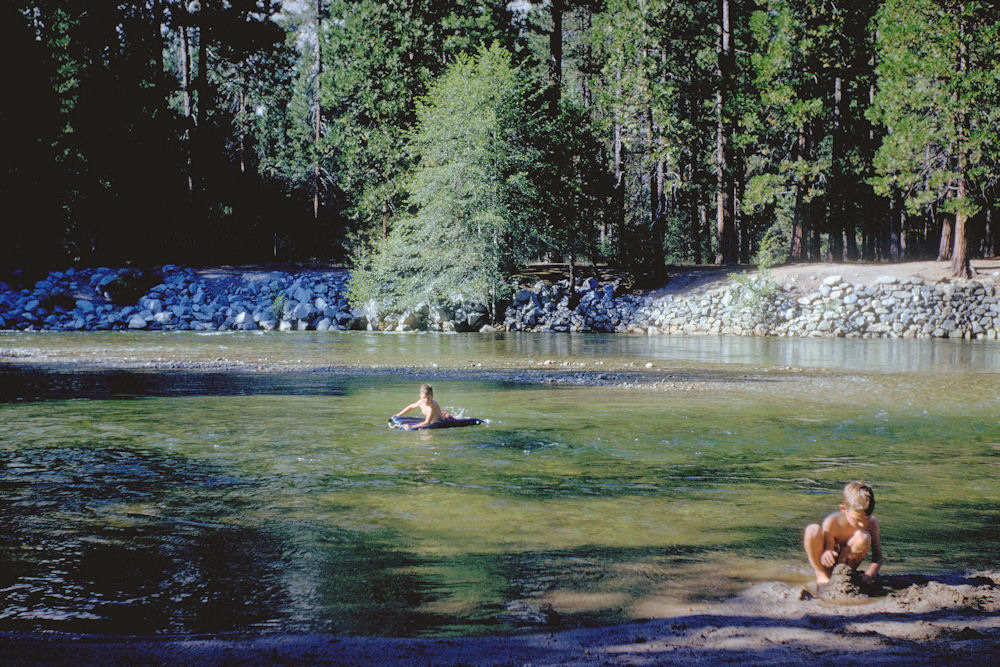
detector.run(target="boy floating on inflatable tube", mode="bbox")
[394,384,452,430]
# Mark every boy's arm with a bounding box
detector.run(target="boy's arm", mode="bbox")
[820,513,840,567]
[405,415,434,430]
[863,517,883,579]
[394,402,418,417]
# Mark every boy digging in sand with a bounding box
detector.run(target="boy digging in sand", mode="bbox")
[394,384,452,430]
[804,481,883,585]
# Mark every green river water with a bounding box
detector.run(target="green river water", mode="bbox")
[1,332,998,637]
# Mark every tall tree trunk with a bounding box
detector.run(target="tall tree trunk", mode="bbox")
[806,119,821,261]
[239,86,247,175]
[179,21,194,194]
[889,192,903,261]
[579,6,592,108]
[736,147,748,263]
[612,104,623,251]
[196,2,207,130]
[950,10,971,279]
[686,94,702,264]
[938,196,953,261]
[549,0,566,291]
[548,0,563,115]
[829,73,845,262]
[788,126,806,262]
[808,214,822,260]
[647,97,664,281]
[313,0,322,222]
[193,0,208,219]
[152,0,164,89]
[714,0,736,264]
[985,202,998,257]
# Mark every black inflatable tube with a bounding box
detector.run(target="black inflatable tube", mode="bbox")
[388,415,484,430]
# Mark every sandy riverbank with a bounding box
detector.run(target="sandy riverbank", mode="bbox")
[2,571,998,665]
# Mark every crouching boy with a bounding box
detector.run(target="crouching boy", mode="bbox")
[804,481,883,585]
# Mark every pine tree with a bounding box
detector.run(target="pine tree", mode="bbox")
[348,44,543,315]
[870,0,1000,277]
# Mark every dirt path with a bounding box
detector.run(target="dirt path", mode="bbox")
[648,258,1000,299]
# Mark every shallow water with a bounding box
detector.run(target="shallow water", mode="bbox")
[5,329,1000,372]
[1,332,999,637]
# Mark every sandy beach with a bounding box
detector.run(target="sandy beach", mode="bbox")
[3,570,998,665]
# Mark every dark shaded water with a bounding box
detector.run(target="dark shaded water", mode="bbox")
[1,333,999,637]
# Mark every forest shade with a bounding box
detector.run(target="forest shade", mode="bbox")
[3,0,998,284]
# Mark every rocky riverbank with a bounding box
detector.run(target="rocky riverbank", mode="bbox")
[2,263,1000,339]
[0,266,364,333]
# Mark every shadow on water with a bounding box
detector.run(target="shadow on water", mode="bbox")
[0,445,431,636]
[0,366,350,403]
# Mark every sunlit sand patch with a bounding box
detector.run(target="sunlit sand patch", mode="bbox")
[536,589,630,614]
[843,619,943,641]
[629,556,803,618]
[414,595,481,616]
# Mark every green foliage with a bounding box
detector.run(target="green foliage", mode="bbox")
[728,269,784,326]
[349,44,542,313]
[320,0,520,250]
[728,217,788,325]
[538,101,612,266]
[271,291,287,320]
[754,224,789,270]
[869,0,1000,221]
[10,0,1000,275]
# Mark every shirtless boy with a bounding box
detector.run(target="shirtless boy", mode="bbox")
[804,481,883,585]
[394,384,452,430]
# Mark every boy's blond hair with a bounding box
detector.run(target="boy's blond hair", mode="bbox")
[420,384,434,398]
[843,481,875,515]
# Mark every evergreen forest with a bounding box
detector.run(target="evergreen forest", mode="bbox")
[5,1,1000,300]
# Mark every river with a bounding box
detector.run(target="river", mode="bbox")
[1,331,998,636]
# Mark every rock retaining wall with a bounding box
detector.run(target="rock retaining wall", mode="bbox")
[2,267,999,340]
[503,273,1000,339]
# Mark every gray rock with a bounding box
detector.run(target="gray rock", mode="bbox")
[128,314,148,329]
